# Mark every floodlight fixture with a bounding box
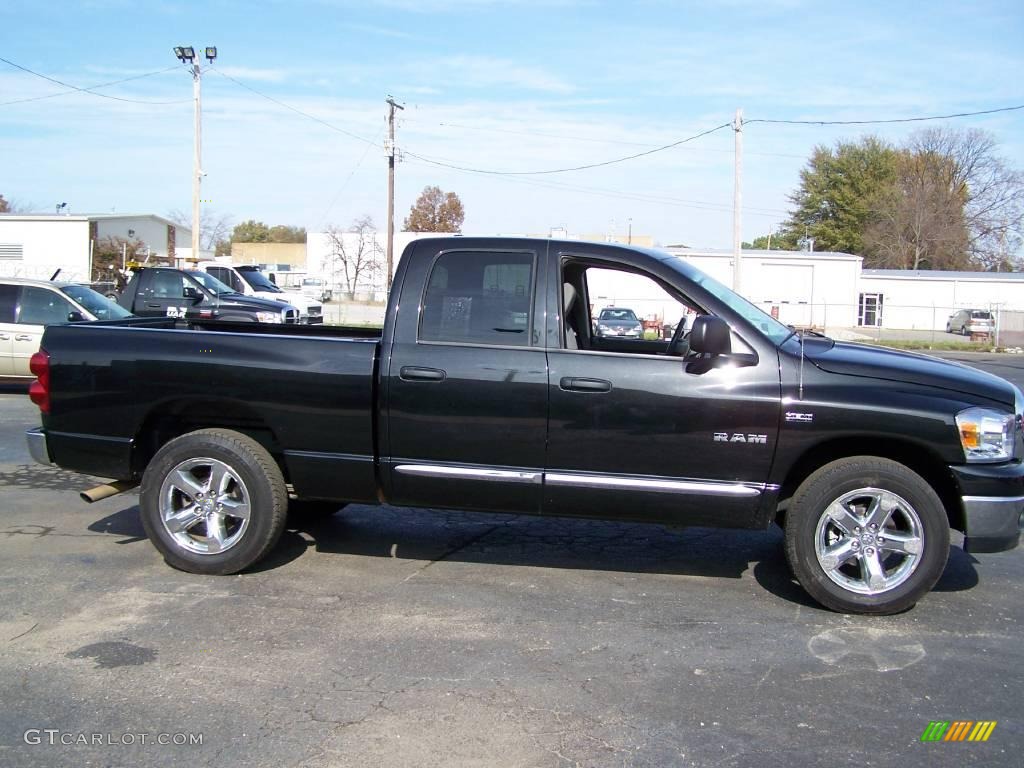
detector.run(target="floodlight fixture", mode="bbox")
[173,46,195,63]
[205,47,217,62]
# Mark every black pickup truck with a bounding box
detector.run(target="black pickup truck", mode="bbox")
[116,266,301,324]
[25,237,1024,614]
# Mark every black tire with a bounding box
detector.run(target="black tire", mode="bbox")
[960,325,967,336]
[784,456,949,615]
[288,498,347,520]
[139,428,288,575]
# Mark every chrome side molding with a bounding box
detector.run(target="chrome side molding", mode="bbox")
[546,472,765,497]
[394,462,773,498]
[395,464,542,484]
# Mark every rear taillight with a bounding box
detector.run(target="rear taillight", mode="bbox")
[29,349,50,414]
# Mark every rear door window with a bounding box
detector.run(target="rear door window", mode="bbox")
[419,250,535,346]
[17,286,77,325]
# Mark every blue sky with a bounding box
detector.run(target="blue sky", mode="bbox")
[1,0,1022,248]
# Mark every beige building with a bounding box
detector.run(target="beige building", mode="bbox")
[230,242,306,270]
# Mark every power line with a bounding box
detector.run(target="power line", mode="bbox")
[746,104,1024,126]
[316,129,383,228]
[402,117,806,158]
[402,156,785,218]
[402,122,734,176]
[208,67,381,147]
[0,57,188,105]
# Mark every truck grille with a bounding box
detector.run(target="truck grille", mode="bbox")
[283,309,299,324]
[308,305,324,324]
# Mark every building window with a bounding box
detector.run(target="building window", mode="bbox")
[858,293,883,327]
[419,250,534,346]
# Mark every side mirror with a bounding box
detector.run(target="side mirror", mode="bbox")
[183,286,203,303]
[689,315,731,355]
[67,310,86,323]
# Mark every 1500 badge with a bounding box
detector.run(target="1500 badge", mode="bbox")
[713,433,767,444]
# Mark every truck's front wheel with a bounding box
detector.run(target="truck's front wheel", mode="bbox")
[784,456,949,615]
[139,429,288,574]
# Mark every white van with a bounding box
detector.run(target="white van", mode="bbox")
[197,263,323,324]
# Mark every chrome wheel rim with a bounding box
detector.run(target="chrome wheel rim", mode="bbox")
[814,487,924,596]
[159,457,251,555]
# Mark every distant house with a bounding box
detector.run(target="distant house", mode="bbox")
[0,213,190,283]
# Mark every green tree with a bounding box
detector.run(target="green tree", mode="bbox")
[268,224,307,243]
[743,232,798,250]
[403,186,465,232]
[231,219,272,243]
[780,136,900,254]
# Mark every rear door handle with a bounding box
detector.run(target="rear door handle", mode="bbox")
[15,334,32,342]
[0,334,9,340]
[559,377,612,393]
[400,366,447,382]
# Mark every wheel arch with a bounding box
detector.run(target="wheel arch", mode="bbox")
[132,398,286,480]
[775,436,964,533]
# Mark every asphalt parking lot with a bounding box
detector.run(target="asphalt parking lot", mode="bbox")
[1,353,1022,768]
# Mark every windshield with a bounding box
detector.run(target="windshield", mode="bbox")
[667,258,793,344]
[188,271,235,295]
[62,285,133,320]
[600,309,639,322]
[239,269,282,293]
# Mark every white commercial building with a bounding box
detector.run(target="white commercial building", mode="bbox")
[0,214,190,283]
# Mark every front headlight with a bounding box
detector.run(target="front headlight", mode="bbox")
[598,324,611,333]
[255,311,284,324]
[956,407,1017,462]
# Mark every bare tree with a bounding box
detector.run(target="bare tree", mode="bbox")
[324,215,383,298]
[0,194,38,213]
[908,128,1024,270]
[864,151,971,270]
[167,209,234,253]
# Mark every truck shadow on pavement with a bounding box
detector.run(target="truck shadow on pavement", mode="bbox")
[270,504,982,605]
[83,503,981,608]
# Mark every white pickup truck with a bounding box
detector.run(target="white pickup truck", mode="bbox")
[197,263,324,324]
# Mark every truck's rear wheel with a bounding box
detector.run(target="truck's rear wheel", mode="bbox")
[139,428,287,574]
[784,456,949,615]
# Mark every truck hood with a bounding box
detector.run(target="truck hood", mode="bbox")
[216,292,299,313]
[254,290,318,312]
[801,337,1017,407]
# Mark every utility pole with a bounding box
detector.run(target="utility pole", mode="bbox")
[174,46,217,262]
[385,95,404,292]
[732,108,743,293]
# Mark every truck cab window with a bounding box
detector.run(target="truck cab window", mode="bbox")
[420,250,534,346]
[562,264,697,353]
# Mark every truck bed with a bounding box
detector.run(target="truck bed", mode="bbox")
[39,319,381,502]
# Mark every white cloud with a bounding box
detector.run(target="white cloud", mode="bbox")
[411,56,575,94]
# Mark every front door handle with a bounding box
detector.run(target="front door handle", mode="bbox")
[400,366,447,382]
[146,303,162,309]
[0,334,9,340]
[559,376,612,393]
[15,334,32,342]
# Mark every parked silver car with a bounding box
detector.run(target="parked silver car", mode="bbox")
[0,278,132,378]
[946,309,994,336]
